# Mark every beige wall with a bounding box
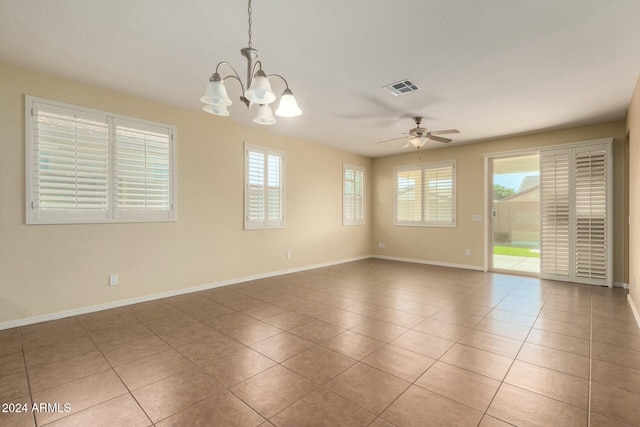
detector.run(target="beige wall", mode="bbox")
[627,75,640,320]
[1,60,634,328]
[0,62,372,326]
[372,121,627,283]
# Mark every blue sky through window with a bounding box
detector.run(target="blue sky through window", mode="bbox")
[494,172,539,191]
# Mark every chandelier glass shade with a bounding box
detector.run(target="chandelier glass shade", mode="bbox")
[200,75,232,106]
[245,70,277,105]
[253,104,277,125]
[201,0,301,124]
[275,88,303,117]
[202,104,230,116]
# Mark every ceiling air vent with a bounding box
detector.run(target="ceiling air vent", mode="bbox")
[383,79,420,96]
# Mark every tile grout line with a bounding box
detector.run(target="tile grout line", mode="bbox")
[14,262,634,427]
[213,267,631,424]
[21,317,150,426]
[300,278,600,420]
[355,276,527,426]
[160,290,329,424]
[248,279,494,424]
[475,277,553,426]
[74,315,158,427]
[346,289,482,422]
[424,277,529,423]
[17,328,37,427]
[164,293,335,425]
[227,362,317,424]
[489,285,602,422]
[100,302,278,426]
[156,314,271,425]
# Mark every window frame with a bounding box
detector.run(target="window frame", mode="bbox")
[244,143,286,230]
[343,164,365,226]
[25,95,177,225]
[394,160,456,227]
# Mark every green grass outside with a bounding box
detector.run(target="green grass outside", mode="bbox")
[493,246,540,258]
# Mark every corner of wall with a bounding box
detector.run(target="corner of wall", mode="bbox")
[627,73,640,327]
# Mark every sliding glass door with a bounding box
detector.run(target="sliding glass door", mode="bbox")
[490,154,540,274]
[487,139,612,285]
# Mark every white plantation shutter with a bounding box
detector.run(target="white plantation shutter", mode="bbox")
[29,102,110,222]
[266,153,284,227]
[540,141,612,286]
[114,119,173,219]
[424,165,455,225]
[574,145,608,284]
[245,144,285,229]
[395,167,423,223]
[247,150,265,225]
[540,149,571,280]
[395,161,455,226]
[344,169,354,221]
[26,96,176,224]
[343,164,365,225]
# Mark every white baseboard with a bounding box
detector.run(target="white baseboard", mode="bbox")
[0,255,372,330]
[373,255,484,272]
[614,281,628,289]
[629,294,640,330]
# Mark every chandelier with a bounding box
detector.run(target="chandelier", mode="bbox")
[200,0,302,125]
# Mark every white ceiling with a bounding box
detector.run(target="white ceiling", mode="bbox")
[1,0,639,157]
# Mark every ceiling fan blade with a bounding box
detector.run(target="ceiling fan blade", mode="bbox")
[430,129,460,135]
[376,136,406,144]
[428,135,453,143]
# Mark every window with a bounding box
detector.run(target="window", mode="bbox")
[25,96,176,224]
[343,164,365,225]
[244,144,285,229]
[394,161,456,227]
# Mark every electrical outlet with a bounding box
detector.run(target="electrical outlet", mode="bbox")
[378,242,385,248]
[286,251,292,260]
[109,274,118,286]
[465,249,471,256]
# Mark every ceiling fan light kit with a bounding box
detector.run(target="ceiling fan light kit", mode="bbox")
[378,116,460,150]
[200,0,302,124]
[407,135,428,149]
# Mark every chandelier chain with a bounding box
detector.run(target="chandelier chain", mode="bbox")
[248,0,253,48]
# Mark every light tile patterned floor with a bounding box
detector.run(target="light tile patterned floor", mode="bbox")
[493,254,540,273]
[1,259,639,426]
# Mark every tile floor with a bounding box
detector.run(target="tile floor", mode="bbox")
[1,259,639,426]
[492,255,539,274]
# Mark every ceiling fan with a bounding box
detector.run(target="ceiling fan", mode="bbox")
[377,117,459,149]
